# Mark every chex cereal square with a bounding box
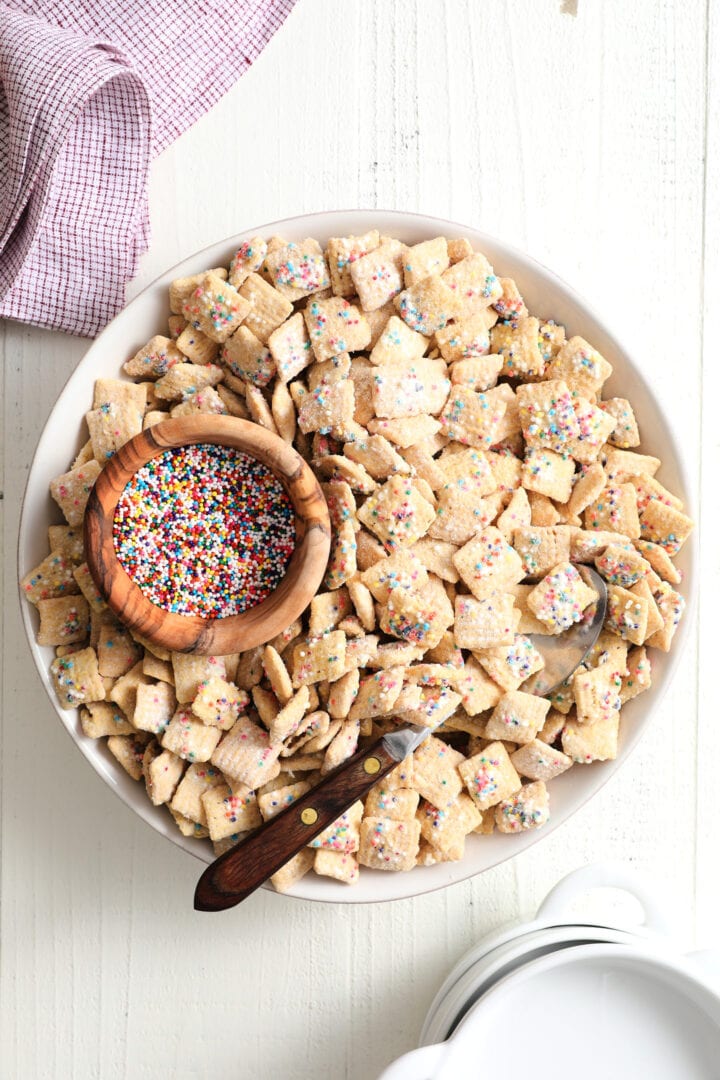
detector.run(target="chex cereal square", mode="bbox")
[210,715,281,787]
[484,691,551,745]
[326,229,381,296]
[605,583,649,645]
[562,713,619,763]
[510,740,572,783]
[50,460,102,527]
[364,785,419,821]
[238,273,294,343]
[347,667,405,720]
[144,749,185,806]
[452,526,524,600]
[495,781,550,833]
[314,850,360,885]
[192,675,247,730]
[21,550,79,604]
[154,363,223,402]
[292,631,347,686]
[516,379,580,453]
[572,662,622,724]
[476,635,545,692]
[170,762,226,825]
[310,802,364,853]
[228,237,267,288]
[418,793,481,861]
[373,357,450,420]
[395,274,461,335]
[124,335,184,379]
[620,646,653,703]
[403,237,450,286]
[436,313,493,364]
[161,708,222,762]
[267,312,313,383]
[442,252,502,315]
[546,335,613,397]
[181,272,250,343]
[303,296,371,361]
[521,447,575,504]
[176,325,221,366]
[358,816,421,871]
[222,325,276,387]
[258,781,312,822]
[568,397,617,464]
[459,742,522,810]
[493,277,528,321]
[169,268,227,314]
[450,354,504,391]
[50,647,105,709]
[133,681,177,735]
[639,499,694,556]
[602,397,640,448]
[439,386,507,448]
[595,543,650,587]
[513,525,574,580]
[357,475,436,549]
[203,785,262,840]
[646,582,685,651]
[264,238,330,301]
[298,380,355,435]
[349,239,406,310]
[108,733,151,781]
[526,563,597,631]
[379,578,453,651]
[454,593,519,650]
[369,314,429,366]
[491,316,544,379]
[411,735,464,808]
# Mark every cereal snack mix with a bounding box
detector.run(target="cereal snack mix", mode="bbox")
[25,226,692,893]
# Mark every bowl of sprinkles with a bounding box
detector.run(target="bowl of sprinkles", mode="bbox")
[84,416,331,654]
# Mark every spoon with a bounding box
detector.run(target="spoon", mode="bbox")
[194,565,607,912]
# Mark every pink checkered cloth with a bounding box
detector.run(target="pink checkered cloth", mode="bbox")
[0,0,296,337]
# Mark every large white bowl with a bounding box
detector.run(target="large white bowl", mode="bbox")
[18,210,696,903]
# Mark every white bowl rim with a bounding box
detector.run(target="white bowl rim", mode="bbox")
[18,208,698,905]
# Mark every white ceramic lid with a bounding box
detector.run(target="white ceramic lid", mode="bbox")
[382,944,720,1080]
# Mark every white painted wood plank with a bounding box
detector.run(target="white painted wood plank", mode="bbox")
[1,1,710,1077]
[694,0,720,947]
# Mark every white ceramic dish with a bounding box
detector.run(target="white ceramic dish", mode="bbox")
[385,945,720,1079]
[18,210,696,904]
[383,866,720,1078]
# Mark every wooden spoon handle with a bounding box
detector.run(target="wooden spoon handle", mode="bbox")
[194,736,398,911]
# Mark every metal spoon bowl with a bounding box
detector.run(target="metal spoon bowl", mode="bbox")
[522,564,608,697]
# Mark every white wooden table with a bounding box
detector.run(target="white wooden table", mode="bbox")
[2,2,717,1076]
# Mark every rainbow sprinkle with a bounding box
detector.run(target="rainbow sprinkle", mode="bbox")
[113,444,295,618]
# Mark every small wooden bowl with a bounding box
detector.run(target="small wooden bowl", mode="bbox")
[83,416,331,655]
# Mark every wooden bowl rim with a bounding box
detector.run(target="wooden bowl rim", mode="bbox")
[83,416,331,655]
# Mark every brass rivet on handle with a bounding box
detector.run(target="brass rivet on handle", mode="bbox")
[300,807,318,826]
[364,757,381,776]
